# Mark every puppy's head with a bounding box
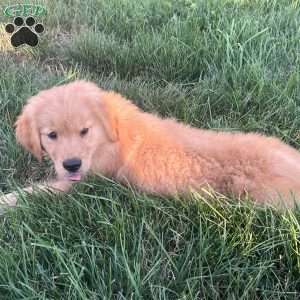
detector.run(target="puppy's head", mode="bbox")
[15,80,119,181]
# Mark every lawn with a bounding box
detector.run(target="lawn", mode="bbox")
[1,0,300,298]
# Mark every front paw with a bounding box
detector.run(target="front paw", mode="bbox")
[0,193,18,207]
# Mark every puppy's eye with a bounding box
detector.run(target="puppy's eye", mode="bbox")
[48,131,57,140]
[80,128,89,137]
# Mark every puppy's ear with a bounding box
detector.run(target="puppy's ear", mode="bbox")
[97,100,118,142]
[92,88,139,143]
[15,102,42,161]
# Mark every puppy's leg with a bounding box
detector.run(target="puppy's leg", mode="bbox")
[0,180,73,207]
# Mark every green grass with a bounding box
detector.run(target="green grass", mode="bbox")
[1,0,300,298]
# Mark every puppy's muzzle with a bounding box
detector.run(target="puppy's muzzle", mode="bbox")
[63,158,82,172]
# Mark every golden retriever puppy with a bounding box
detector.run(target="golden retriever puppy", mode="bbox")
[1,80,300,208]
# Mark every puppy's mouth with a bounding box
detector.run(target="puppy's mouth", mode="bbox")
[66,172,82,182]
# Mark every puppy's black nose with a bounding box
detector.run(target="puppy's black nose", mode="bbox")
[63,158,82,172]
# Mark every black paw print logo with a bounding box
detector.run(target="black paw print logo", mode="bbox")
[5,16,44,47]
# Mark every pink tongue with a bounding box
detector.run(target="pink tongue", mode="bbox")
[68,173,81,181]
